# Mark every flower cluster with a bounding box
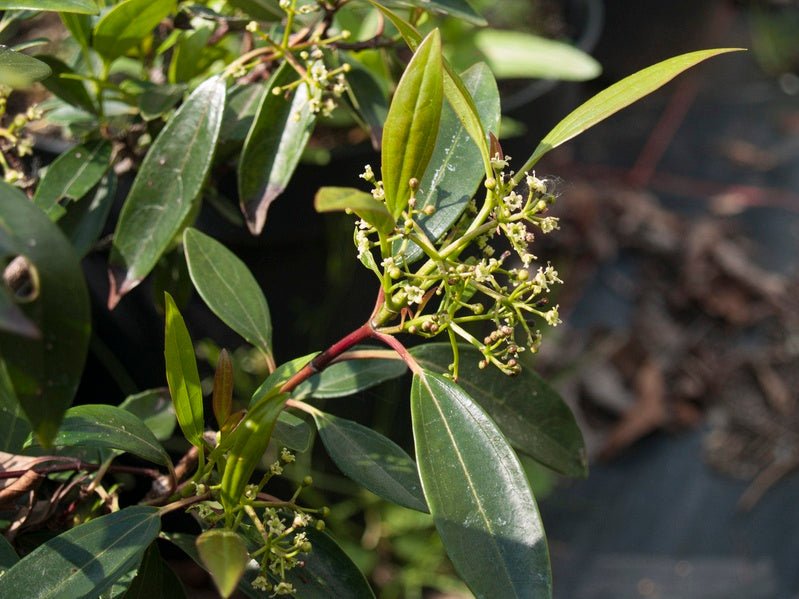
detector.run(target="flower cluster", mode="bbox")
[352,157,564,376]
[0,92,40,188]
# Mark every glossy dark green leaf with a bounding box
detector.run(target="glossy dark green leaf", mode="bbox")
[0,46,51,89]
[43,404,172,467]
[183,227,273,357]
[238,62,316,234]
[0,535,18,570]
[37,56,96,113]
[520,48,744,172]
[33,140,112,220]
[58,171,116,258]
[249,352,319,407]
[314,187,394,235]
[220,389,287,509]
[138,83,186,121]
[109,76,225,307]
[285,528,375,599]
[0,506,161,599]
[382,29,443,221]
[272,410,312,453]
[294,356,407,399]
[473,30,600,81]
[0,182,90,446]
[0,0,96,12]
[118,387,176,442]
[394,0,485,25]
[397,62,500,264]
[367,1,491,174]
[0,281,38,338]
[123,542,186,599]
[196,530,249,598]
[344,60,388,149]
[0,357,30,452]
[93,0,177,61]
[313,410,427,512]
[412,344,586,476]
[411,370,552,598]
[164,292,204,447]
[219,82,265,146]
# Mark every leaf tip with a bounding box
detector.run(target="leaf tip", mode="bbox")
[107,266,138,310]
[242,185,283,235]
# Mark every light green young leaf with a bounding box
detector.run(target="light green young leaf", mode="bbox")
[164,292,204,448]
[314,187,394,235]
[313,410,427,512]
[93,0,177,61]
[0,0,96,12]
[0,506,161,599]
[40,404,172,468]
[109,76,225,308]
[397,61,500,264]
[238,62,316,234]
[411,344,586,476]
[382,29,443,221]
[394,0,485,25]
[411,370,552,598]
[183,228,273,358]
[33,140,112,221]
[0,182,90,447]
[294,355,407,399]
[123,542,186,599]
[118,387,176,442]
[196,530,249,598]
[520,48,744,173]
[0,46,51,89]
[220,389,287,510]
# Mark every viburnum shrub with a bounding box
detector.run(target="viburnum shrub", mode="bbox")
[0,0,740,597]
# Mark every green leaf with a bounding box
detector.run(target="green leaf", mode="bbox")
[219,82,265,146]
[0,533,18,570]
[394,0,485,25]
[411,370,552,598]
[0,281,38,338]
[381,29,443,221]
[123,542,186,599]
[0,0,96,12]
[212,349,233,429]
[249,352,319,407]
[521,48,744,171]
[33,140,112,221]
[37,56,96,113]
[61,12,93,49]
[0,46,51,89]
[473,30,601,81]
[397,62,500,264]
[93,0,177,62]
[196,530,250,598]
[183,228,273,358]
[220,389,287,510]
[273,410,312,453]
[138,83,186,121]
[294,355,407,399]
[343,60,388,149]
[238,62,316,234]
[411,344,586,476]
[0,357,30,452]
[58,171,117,258]
[313,410,427,512]
[0,506,161,599]
[225,0,282,21]
[0,182,90,446]
[118,388,176,442]
[41,404,172,467]
[109,75,225,307]
[367,1,491,175]
[314,187,394,235]
[164,292,204,448]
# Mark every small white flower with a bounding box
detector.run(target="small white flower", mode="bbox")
[404,284,425,304]
[274,582,296,596]
[280,448,295,463]
[359,164,374,181]
[270,461,283,476]
[526,172,547,194]
[544,306,561,326]
[371,183,385,201]
[502,191,524,211]
[538,217,559,233]
[251,576,270,591]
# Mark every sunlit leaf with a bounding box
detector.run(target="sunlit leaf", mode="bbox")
[93,0,177,61]
[196,530,249,598]
[411,370,552,597]
[164,292,204,448]
[0,0,96,12]
[394,0,485,25]
[0,46,51,89]
[314,187,394,235]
